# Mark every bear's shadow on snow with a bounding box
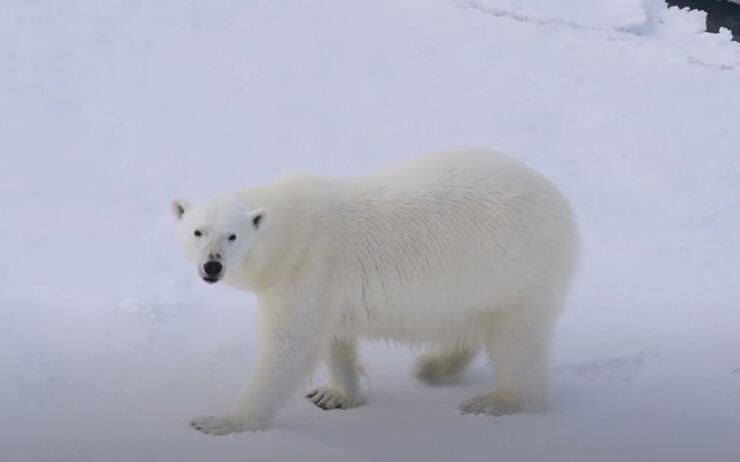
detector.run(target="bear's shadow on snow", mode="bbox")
[282,373,590,461]
[283,353,645,445]
[274,352,647,458]
[287,361,589,424]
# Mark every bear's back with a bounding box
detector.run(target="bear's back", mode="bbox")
[312,149,578,338]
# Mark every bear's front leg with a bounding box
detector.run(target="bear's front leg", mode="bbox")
[306,337,363,410]
[191,300,322,435]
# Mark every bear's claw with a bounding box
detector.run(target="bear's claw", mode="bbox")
[306,387,358,411]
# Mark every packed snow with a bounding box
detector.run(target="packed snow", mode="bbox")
[1,1,739,461]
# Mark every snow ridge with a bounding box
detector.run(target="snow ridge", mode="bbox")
[461,0,740,69]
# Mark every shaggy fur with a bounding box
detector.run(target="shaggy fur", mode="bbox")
[172,149,579,435]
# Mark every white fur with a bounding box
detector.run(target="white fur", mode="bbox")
[173,149,579,434]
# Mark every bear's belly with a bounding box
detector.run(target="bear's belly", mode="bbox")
[334,303,482,345]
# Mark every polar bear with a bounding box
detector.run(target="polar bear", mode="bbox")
[172,149,579,435]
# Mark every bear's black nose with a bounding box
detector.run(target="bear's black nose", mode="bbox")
[203,261,223,276]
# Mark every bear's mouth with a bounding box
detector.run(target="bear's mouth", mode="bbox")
[202,276,220,284]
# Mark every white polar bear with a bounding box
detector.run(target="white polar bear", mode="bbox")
[172,149,579,435]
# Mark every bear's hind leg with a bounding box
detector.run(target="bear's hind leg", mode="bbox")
[414,345,476,385]
[307,338,363,410]
[461,308,554,416]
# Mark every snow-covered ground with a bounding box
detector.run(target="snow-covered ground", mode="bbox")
[1,1,739,461]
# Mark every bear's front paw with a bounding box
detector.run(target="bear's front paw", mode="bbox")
[306,387,360,410]
[190,414,264,435]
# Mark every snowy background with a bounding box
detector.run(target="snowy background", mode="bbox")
[1,1,739,461]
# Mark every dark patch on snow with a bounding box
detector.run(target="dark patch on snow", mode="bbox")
[667,0,740,41]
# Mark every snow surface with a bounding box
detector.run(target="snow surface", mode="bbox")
[1,1,739,461]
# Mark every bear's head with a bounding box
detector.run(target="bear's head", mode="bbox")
[171,199,269,285]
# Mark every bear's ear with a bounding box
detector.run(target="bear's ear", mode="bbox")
[248,207,269,230]
[171,199,190,221]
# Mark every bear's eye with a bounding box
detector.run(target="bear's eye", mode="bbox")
[228,234,237,242]
[194,230,202,237]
